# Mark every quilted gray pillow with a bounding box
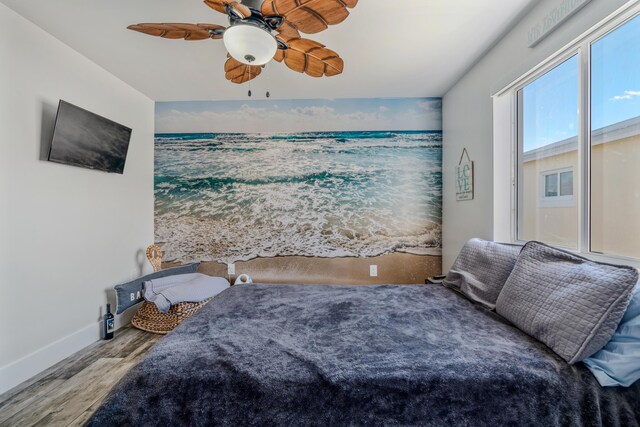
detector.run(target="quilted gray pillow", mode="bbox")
[496,241,638,364]
[443,238,522,309]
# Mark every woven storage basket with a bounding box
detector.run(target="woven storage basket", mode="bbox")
[131,244,211,335]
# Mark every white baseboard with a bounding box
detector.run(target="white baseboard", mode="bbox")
[0,310,134,396]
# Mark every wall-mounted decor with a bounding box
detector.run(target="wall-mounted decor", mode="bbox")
[154,97,442,283]
[527,0,592,47]
[456,148,474,201]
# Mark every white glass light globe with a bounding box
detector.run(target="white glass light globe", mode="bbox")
[223,24,277,66]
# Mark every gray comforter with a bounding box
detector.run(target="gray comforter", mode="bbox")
[87,284,640,426]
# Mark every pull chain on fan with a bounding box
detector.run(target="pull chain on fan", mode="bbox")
[247,56,253,97]
[266,61,271,98]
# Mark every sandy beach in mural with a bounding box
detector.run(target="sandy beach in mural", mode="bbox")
[164,252,442,285]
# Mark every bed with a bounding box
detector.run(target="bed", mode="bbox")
[87,283,640,426]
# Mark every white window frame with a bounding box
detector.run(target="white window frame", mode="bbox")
[493,1,640,268]
[538,167,574,208]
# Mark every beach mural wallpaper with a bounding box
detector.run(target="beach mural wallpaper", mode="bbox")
[154,98,442,284]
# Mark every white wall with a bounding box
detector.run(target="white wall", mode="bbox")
[441,0,631,270]
[0,3,154,394]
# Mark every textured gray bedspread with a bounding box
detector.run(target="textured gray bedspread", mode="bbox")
[87,284,640,426]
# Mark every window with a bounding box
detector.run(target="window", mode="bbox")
[590,14,640,259]
[540,169,574,206]
[517,56,579,249]
[560,171,573,196]
[504,6,640,263]
[545,173,559,197]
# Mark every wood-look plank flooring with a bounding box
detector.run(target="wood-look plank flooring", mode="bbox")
[0,326,160,426]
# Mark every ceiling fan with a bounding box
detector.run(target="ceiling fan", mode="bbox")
[128,0,358,85]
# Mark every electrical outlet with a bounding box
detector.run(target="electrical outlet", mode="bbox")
[228,263,235,275]
[369,265,378,277]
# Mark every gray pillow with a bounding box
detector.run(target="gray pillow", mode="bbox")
[443,238,522,309]
[496,241,638,364]
[114,263,200,314]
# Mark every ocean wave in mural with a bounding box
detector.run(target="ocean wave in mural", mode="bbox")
[154,98,442,264]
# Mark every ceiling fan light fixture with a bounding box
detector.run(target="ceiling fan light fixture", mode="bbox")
[223,23,277,66]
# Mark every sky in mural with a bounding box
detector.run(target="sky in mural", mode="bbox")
[155,98,442,134]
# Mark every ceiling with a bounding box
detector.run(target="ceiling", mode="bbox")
[1,0,534,101]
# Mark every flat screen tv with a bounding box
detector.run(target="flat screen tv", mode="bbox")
[48,100,132,174]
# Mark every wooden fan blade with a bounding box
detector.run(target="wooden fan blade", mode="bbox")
[165,23,217,40]
[275,35,343,77]
[197,23,226,39]
[204,0,252,19]
[262,0,358,34]
[128,23,225,41]
[224,56,263,84]
[230,1,252,18]
[204,0,228,15]
[273,49,285,62]
[277,21,300,38]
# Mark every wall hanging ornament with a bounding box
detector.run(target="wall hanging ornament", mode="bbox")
[456,148,474,201]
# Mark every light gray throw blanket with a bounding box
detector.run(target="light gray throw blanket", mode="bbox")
[143,273,229,313]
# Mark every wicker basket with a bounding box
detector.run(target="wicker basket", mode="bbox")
[131,244,211,335]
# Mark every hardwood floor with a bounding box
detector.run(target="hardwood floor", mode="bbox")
[0,326,160,426]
